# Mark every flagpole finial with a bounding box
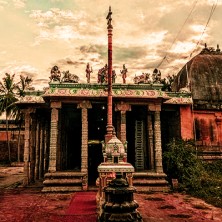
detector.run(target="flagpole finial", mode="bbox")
[106,6,113,29]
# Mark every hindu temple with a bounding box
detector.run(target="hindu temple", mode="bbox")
[13,7,222,193]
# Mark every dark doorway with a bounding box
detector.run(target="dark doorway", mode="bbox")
[88,104,107,141]
[126,105,148,171]
[88,143,103,185]
[61,105,81,171]
[161,107,181,152]
[88,104,107,184]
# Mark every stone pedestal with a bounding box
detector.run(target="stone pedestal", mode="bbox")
[97,163,134,202]
[98,173,142,222]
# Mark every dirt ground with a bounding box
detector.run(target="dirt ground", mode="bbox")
[0,166,222,222]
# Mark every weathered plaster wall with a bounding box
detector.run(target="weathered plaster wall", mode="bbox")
[194,111,222,146]
[180,106,193,140]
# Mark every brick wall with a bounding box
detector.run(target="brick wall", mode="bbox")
[0,141,24,162]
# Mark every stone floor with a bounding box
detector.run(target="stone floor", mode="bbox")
[0,166,222,222]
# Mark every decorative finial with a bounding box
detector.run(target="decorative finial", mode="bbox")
[106,6,113,29]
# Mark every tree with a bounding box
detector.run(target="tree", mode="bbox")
[0,73,33,163]
[15,75,33,162]
[0,73,18,163]
[16,75,32,97]
[161,74,176,91]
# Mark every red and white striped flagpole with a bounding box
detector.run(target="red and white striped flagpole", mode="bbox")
[105,6,113,142]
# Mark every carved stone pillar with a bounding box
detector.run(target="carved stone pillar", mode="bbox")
[147,112,154,170]
[23,108,35,186]
[77,100,92,190]
[154,111,163,173]
[48,101,61,172]
[23,110,30,186]
[148,103,163,173]
[35,118,40,180]
[30,112,37,183]
[39,120,44,179]
[115,102,131,144]
[44,120,50,173]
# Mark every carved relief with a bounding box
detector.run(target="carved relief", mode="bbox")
[115,102,131,112]
[77,100,92,109]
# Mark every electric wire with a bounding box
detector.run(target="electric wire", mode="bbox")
[190,0,218,58]
[157,0,198,68]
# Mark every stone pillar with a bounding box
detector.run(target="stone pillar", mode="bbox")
[44,120,50,173]
[23,109,32,186]
[77,100,92,190]
[148,103,163,173]
[147,112,155,170]
[30,113,37,183]
[48,101,61,172]
[35,118,40,180]
[115,102,131,144]
[39,120,44,179]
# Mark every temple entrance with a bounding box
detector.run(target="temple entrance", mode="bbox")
[88,143,103,185]
[88,104,107,185]
[60,105,81,171]
[126,105,149,171]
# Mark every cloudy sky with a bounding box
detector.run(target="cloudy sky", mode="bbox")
[0,0,221,89]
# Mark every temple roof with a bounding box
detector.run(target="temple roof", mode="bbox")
[172,45,222,108]
[15,83,193,106]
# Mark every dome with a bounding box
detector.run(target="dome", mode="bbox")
[172,44,222,109]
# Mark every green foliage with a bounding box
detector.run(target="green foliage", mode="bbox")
[0,73,17,116]
[163,139,222,208]
[161,74,176,91]
[0,73,33,163]
[163,139,204,190]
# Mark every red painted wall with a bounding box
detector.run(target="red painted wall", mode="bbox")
[180,106,193,140]
[194,111,222,146]
[0,132,11,141]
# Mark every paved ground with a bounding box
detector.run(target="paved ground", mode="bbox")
[0,166,222,222]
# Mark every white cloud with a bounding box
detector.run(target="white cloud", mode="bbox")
[53,25,83,40]
[13,0,26,8]
[0,0,8,10]
[191,24,206,33]
[33,25,85,45]
[1,63,38,75]
[29,8,87,26]
[169,41,196,54]
[141,31,168,47]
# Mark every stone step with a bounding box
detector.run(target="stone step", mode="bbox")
[44,172,85,179]
[135,186,170,192]
[133,179,168,186]
[42,186,82,192]
[133,172,167,179]
[132,171,169,192]
[42,171,86,192]
[43,178,82,186]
